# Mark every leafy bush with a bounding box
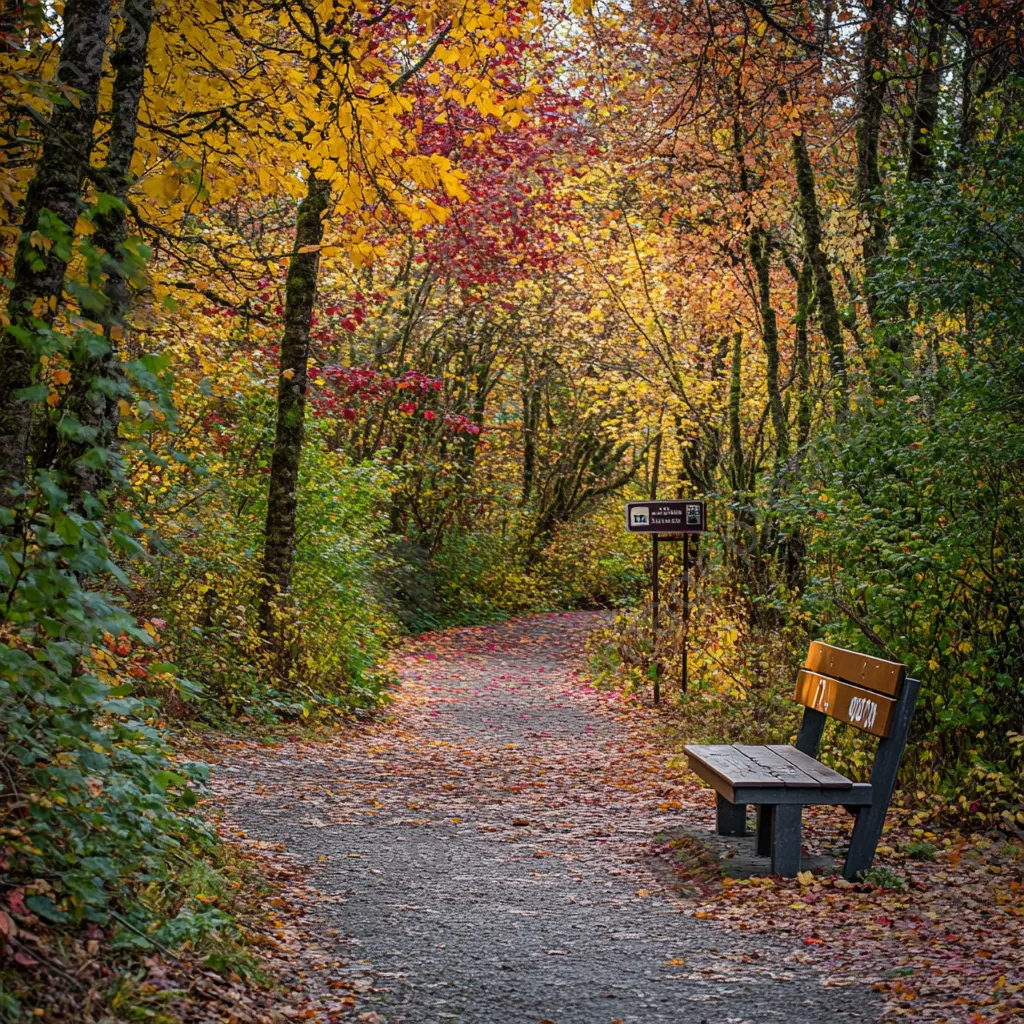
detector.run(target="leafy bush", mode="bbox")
[0,482,205,928]
[131,367,396,723]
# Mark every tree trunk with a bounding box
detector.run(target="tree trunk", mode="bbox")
[791,129,849,419]
[957,51,981,156]
[55,0,153,506]
[728,331,744,494]
[907,14,948,183]
[520,351,540,505]
[0,0,112,501]
[259,173,330,640]
[649,428,662,500]
[855,0,890,325]
[795,259,812,448]
[728,330,755,572]
[748,227,788,463]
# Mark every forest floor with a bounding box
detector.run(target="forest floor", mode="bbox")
[207,612,1023,1024]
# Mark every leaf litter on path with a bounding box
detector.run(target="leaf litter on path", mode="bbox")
[206,613,1020,1024]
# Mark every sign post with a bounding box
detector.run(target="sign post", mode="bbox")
[625,500,708,703]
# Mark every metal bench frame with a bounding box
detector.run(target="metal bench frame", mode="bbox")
[685,644,921,879]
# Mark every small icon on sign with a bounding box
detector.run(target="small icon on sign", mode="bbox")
[631,506,649,526]
[686,504,701,526]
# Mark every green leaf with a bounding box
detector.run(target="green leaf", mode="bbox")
[25,895,70,923]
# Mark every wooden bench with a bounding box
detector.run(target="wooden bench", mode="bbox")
[684,641,920,879]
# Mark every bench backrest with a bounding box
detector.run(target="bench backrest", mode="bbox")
[793,641,907,738]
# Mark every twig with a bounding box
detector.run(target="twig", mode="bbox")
[110,911,180,961]
[8,936,84,991]
[390,24,451,93]
[832,598,895,658]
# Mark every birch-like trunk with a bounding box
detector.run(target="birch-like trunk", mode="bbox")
[907,14,948,182]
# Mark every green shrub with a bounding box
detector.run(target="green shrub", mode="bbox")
[859,867,909,892]
[137,390,396,722]
[900,841,939,862]
[0,481,206,926]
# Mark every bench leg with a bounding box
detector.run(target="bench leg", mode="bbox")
[715,793,747,836]
[843,678,922,880]
[771,805,802,877]
[844,802,886,879]
[755,805,773,857]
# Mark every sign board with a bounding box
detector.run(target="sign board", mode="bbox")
[625,499,707,534]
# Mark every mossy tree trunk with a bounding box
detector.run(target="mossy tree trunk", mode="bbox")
[795,258,813,448]
[855,0,890,327]
[55,0,153,507]
[727,330,761,581]
[728,332,744,495]
[748,227,788,463]
[0,0,112,502]
[259,173,330,641]
[791,129,849,419]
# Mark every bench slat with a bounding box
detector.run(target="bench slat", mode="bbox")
[730,782,873,806]
[684,743,873,807]
[806,641,905,697]
[731,745,829,788]
[794,669,896,738]
[686,744,856,790]
[684,744,787,788]
[767,745,854,788]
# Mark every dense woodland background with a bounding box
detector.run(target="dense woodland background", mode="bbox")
[0,0,1022,1012]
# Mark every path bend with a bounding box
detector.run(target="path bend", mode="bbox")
[214,612,879,1024]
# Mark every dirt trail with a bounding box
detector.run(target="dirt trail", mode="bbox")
[214,612,878,1024]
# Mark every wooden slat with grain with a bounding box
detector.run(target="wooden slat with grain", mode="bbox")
[731,745,823,788]
[793,669,896,738]
[731,783,873,806]
[687,756,738,803]
[805,641,906,697]
[767,745,855,789]
[684,744,783,788]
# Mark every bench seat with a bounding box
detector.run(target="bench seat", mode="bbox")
[684,743,874,876]
[684,743,873,806]
[680,643,920,880]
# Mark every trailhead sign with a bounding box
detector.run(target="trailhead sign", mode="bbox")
[625,499,707,534]
[624,498,708,703]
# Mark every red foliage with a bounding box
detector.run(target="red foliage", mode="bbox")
[308,364,480,434]
[400,26,587,286]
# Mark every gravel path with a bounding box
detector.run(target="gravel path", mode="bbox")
[215,612,879,1024]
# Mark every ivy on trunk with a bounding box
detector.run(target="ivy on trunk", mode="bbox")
[259,173,331,641]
